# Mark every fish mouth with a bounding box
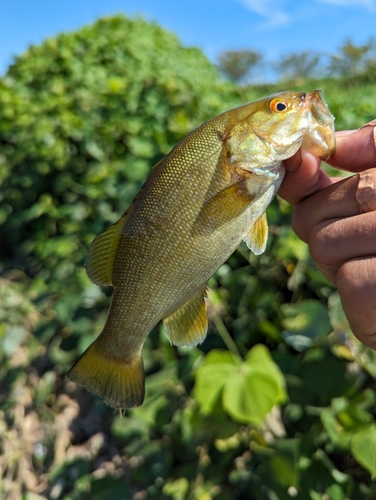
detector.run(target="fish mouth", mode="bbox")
[307,90,335,126]
[302,90,336,160]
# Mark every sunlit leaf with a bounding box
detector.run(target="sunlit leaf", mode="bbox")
[194,350,240,414]
[163,478,189,500]
[222,345,287,425]
[351,425,376,477]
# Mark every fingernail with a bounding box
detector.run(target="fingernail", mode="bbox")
[301,149,316,159]
[356,170,376,213]
[361,119,376,128]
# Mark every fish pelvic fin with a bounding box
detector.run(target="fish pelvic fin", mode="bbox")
[67,340,145,409]
[243,212,268,255]
[163,287,208,346]
[86,208,133,286]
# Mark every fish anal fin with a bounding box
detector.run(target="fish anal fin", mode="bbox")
[243,212,268,255]
[86,209,132,286]
[67,339,145,409]
[195,181,254,234]
[163,287,208,346]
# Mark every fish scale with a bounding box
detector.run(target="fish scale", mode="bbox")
[68,90,336,409]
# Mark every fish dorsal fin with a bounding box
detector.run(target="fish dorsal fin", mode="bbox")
[195,181,254,234]
[85,158,162,287]
[243,212,268,255]
[86,207,133,286]
[163,287,208,346]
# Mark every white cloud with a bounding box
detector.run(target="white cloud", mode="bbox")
[236,0,290,27]
[317,0,376,11]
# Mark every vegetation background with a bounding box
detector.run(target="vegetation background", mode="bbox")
[2,14,376,500]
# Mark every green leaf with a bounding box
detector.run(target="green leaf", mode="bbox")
[162,478,189,500]
[270,455,297,488]
[351,425,376,477]
[269,438,300,488]
[245,344,287,399]
[275,227,309,261]
[282,300,332,351]
[325,484,346,500]
[3,326,28,355]
[222,345,287,425]
[195,346,287,425]
[194,350,240,414]
[321,396,374,451]
[321,407,353,450]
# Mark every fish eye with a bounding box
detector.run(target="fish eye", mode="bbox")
[270,99,288,113]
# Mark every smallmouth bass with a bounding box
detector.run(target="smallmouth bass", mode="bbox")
[68,90,335,409]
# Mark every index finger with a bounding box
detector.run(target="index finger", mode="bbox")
[292,174,360,242]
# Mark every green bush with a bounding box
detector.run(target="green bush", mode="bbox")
[2,13,376,500]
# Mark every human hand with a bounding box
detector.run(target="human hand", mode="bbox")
[279,122,376,349]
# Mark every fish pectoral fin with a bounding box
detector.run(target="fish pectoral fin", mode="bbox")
[67,338,145,409]
[163,287,208,346]
[195,181,254,234]
[86,209,132,286]
[243,212,268,255]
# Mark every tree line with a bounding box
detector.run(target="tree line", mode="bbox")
[218,37,376,83]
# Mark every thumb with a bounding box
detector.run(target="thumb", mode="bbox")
[326,121,376,172]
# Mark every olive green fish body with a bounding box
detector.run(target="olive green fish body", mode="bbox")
[68,90,335,409]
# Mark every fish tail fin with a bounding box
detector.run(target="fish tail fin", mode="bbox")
[67,338,145,409]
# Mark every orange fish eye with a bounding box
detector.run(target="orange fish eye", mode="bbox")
[269,99,288,113]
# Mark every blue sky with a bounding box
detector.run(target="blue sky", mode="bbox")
[1,0,376,76]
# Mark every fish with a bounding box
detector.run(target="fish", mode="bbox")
[67,90,335,409]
